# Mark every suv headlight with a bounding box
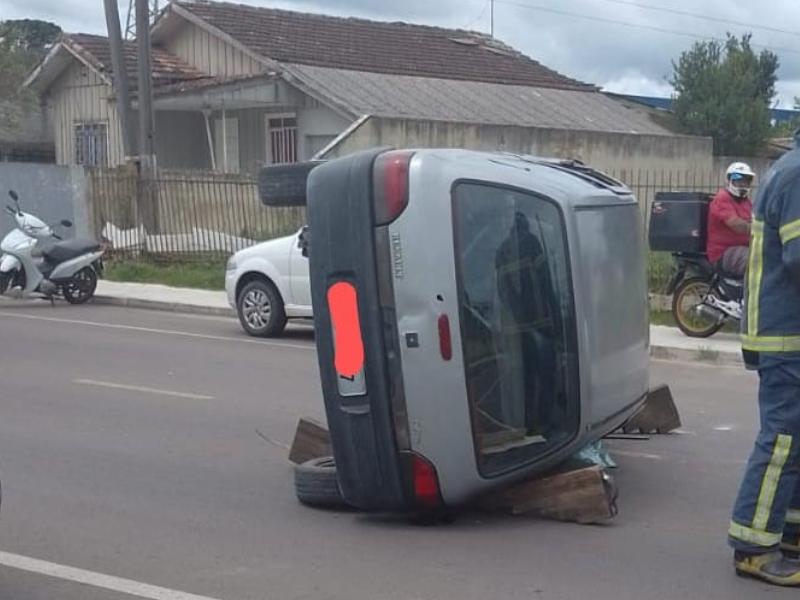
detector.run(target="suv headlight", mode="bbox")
[226,255,238,271]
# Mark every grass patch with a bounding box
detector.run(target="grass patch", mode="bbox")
[650,310,676,327]
[648,251,674,295]
[105,258,226,290]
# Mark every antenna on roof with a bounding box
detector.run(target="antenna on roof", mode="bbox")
[125,0,159,39]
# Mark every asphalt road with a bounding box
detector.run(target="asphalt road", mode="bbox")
[0,301,792,600]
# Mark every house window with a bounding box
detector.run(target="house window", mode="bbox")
[74,123,108,167]
[214,117,240,173]
[266,115,298,164]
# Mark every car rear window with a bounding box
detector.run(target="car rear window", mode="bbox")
[452,182,580,477]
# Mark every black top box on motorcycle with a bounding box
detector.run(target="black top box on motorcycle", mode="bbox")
[648,192,712,253]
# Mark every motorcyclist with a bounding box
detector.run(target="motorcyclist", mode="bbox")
[706,162,755,277]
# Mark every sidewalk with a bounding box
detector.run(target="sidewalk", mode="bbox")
[94,281,744,366]
[96,280,234,317]
[650,325,742,366]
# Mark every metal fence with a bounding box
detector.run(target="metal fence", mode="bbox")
[87,167,306,260]
[603,167,752,233]
[86,165,759,260]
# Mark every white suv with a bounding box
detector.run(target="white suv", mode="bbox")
[225,228,312,337]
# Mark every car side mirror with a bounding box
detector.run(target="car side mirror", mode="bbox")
[299,225,310,258]
[61,219,73,228]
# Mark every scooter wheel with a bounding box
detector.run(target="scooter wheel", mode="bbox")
[62,267,98,305]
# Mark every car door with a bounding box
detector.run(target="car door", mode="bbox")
[289,229,312,310]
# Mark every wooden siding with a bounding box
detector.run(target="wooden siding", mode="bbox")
[164,24,263,77]
[48,63,126,167]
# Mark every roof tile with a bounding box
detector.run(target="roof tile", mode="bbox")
[176,0,595,90]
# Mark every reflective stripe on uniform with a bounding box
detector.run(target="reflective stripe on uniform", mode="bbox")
[741,335,800,352]
[780,219,800,244]
[786,509,800,524]
[747,221,765,338]
[729,520,782,547]
[753,434,793,532]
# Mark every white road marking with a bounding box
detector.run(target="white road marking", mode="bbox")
[0,310,314,351]
[714,426,734,432]
[0,551,224,600]
[74,379,214,401]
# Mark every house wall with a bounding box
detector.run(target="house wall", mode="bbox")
[47,63,126,167]
[330,117,714,175]
[162,22,263,77]
[0,163,91,239]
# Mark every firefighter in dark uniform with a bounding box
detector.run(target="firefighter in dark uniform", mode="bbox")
[729,130,800,585]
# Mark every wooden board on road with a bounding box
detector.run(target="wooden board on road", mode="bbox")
[288,417,331,464]
[289,416,618,524]
[478,464,618,524]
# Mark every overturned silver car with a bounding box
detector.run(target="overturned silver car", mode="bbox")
[266,148,650,511]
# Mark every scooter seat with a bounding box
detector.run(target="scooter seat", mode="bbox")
[43,239,101,263]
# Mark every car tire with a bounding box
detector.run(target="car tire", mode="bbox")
[294,456,347,509]
[236,279,287,337]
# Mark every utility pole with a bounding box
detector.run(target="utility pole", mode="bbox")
[104,0,134,158]
[136,0,158,231]
[490,0,494,38]
[136,0,155,171]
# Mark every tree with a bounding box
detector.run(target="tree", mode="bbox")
[670,34,778,155]
[0,19,61,56]
[0,19,61,132]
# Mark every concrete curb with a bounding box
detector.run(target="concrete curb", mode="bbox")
[93,295,236,318]
[649,344,743,367]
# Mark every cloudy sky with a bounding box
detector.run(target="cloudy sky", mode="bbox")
[2,0,800,107]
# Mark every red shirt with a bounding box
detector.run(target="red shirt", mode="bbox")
[707,189,752,263]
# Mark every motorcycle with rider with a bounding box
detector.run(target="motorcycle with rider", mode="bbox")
[653,162,754,338]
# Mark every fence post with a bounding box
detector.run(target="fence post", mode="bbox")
[137,163,160,235]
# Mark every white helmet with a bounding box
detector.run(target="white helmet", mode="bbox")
[726,162,755,199]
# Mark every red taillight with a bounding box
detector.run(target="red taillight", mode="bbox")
[438,314,452,361]
[373,150,414,225]
[412,454,442,509]
[327,282,365,378]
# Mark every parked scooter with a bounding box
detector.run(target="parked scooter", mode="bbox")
[668,251,742,338]
[0,190,105,304]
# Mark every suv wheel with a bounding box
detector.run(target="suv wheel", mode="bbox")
[237,279,287,337]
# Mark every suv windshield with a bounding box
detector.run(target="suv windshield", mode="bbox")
[452,182,580,477]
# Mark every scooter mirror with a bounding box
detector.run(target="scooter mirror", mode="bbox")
[61,220,73,228]
[8,190,18,201]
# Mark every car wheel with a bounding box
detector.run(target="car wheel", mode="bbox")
[236,279,287,337]
[294,456,347,509]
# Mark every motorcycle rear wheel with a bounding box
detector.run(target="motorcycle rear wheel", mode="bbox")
[62,267,97,305]
[672,277,725,338]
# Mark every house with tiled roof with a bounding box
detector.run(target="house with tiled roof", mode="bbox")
[25,0,711,174]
